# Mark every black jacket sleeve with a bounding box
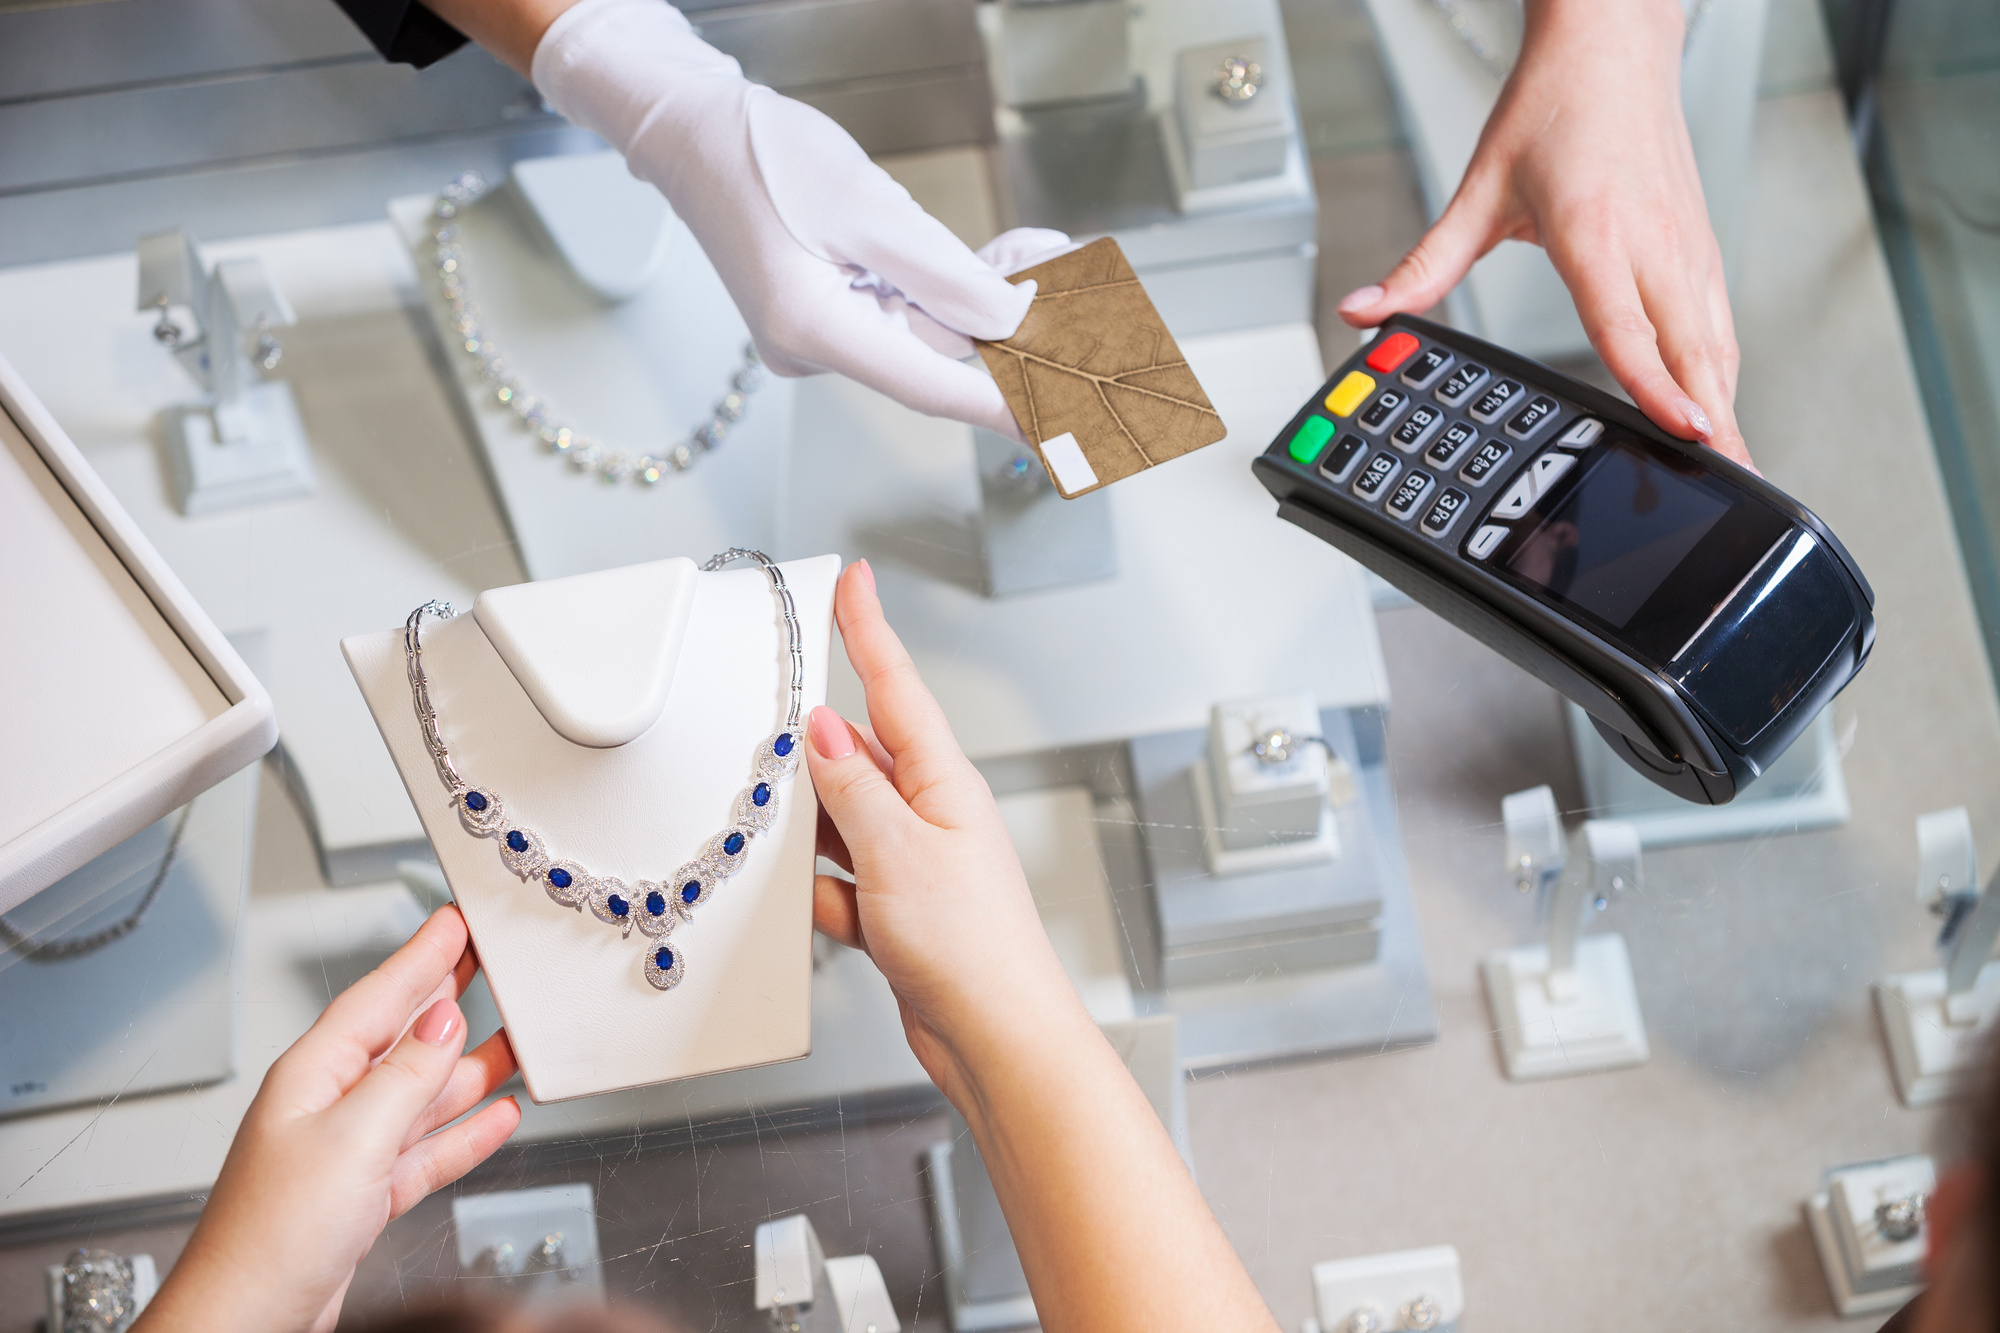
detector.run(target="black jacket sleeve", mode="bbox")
[331,0,470,68]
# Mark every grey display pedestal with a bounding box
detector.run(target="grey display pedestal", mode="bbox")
[974,705,1437,1078]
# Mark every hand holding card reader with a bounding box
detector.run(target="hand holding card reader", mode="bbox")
[1253,315,1874,804]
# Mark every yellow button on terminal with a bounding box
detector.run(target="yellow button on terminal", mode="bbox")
[1325,370,1375,418]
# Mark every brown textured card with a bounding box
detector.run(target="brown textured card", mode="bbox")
[975,238,1227,498]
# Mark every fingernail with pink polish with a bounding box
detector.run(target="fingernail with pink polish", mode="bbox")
[809,705,855,760]
[1337,284,1386,315]
[415,998,459,1047]
[1683,399,1713,440]
[856,559,876,594]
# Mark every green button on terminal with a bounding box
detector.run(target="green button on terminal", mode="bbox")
[1288,415,1335,465]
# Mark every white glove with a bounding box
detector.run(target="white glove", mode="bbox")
[532,0,1071,438]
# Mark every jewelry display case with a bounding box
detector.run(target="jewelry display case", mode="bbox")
[0,3,1994,1332]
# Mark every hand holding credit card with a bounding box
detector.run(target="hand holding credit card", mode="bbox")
[975,239,1227,498]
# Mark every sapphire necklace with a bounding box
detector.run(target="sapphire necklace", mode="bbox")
[403,549,804,991]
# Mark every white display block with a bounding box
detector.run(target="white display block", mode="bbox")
[1481,934,1649,1080]
[1308,1244,1462,1333]
[389,159,797,584]
[1805,1154,1933,1318]
[163,378,317,516]
[343,555,838,1103]
[1875,961,2000,1107]
[990,0,1133,107]
[0,352,275,911]
[1567,703,1849,849]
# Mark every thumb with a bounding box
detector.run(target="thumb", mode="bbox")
[333,998,465,1145]
[805,704,921,853]
[1336,182,1504,327]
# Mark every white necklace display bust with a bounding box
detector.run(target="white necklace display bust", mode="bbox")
[343,553,839,1103]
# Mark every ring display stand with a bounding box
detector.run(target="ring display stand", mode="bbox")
[1481,787,1649,1080]
[1874,806,2000,1106]
[1805,1154,1933,1318]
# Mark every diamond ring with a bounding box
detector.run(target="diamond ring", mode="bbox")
[61,1249,137,1333]
[1400,1294,1443,1331]
[1212,56,1262,102]
[1877,1194,1926,1242]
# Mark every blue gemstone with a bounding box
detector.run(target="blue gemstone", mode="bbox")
[506,830,527,853]
[646,890,666,916]
[723,832,745,856]
[655,947,674,971]
[773,733,795,757]
[608,894,629,917]
[752,783,771,807]
[681,880,700,904]
[463,790,489,812]
[548,867,572,890]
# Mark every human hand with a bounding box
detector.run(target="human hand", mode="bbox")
[531,0,1069,440]
[801,561,1094,1103]
[135,907,520,1333]
[1336,0,1751,466]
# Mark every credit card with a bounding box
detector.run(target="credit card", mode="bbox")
[975,238,1227,498]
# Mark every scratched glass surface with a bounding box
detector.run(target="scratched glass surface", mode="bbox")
[0,2,1996,1331]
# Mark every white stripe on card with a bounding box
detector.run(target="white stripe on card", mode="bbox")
[1039,432,1100,496]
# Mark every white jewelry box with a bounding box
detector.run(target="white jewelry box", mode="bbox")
[342,553,839,1102]
[0,351,276,912]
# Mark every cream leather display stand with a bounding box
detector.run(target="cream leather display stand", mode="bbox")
[388,150,797,584]
[343,553,838,1102]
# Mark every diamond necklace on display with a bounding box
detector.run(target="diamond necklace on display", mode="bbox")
[428,172,766,486]
[404,549,804,991]
[1424,0,1712,77]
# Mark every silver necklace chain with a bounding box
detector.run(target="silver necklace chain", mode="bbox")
[429,172,766,487]
[1425,0,1713,77]
[0,805,192,960]
[404,549,805,991]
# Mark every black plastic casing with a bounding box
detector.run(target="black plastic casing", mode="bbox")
[1252,314,1876,805]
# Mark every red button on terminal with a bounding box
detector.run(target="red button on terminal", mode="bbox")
[1364,331,1420,374]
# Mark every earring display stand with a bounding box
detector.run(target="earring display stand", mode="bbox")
[1804,1154,1933,1318]
[1482,789,1649,1081]
[388,150,797,584]
[754,1213,901,1333]
[452,1183,606,1306]
[137,228,315,516]
[1874,806,2000,1106]
[1302,1245,1463,1333]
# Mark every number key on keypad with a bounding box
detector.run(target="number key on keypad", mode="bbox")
[1459,439,1513,486]
[1424,420,1478,469]
[1504,395,1560,440]
[1318,434,1368,484]
[1434,362,1490,407]
[1358,390,1408,434]
[1420,487,1469,537]
[1391,403,1445,453]
[1468,379,1524,423]
[1401,346,1455,391]
[1385,469,1436,520]
[1352,452,1402,501]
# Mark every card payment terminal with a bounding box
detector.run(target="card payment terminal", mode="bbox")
[1253,314,1875,805]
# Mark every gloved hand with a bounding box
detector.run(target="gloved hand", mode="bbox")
[533,0,1071,438]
